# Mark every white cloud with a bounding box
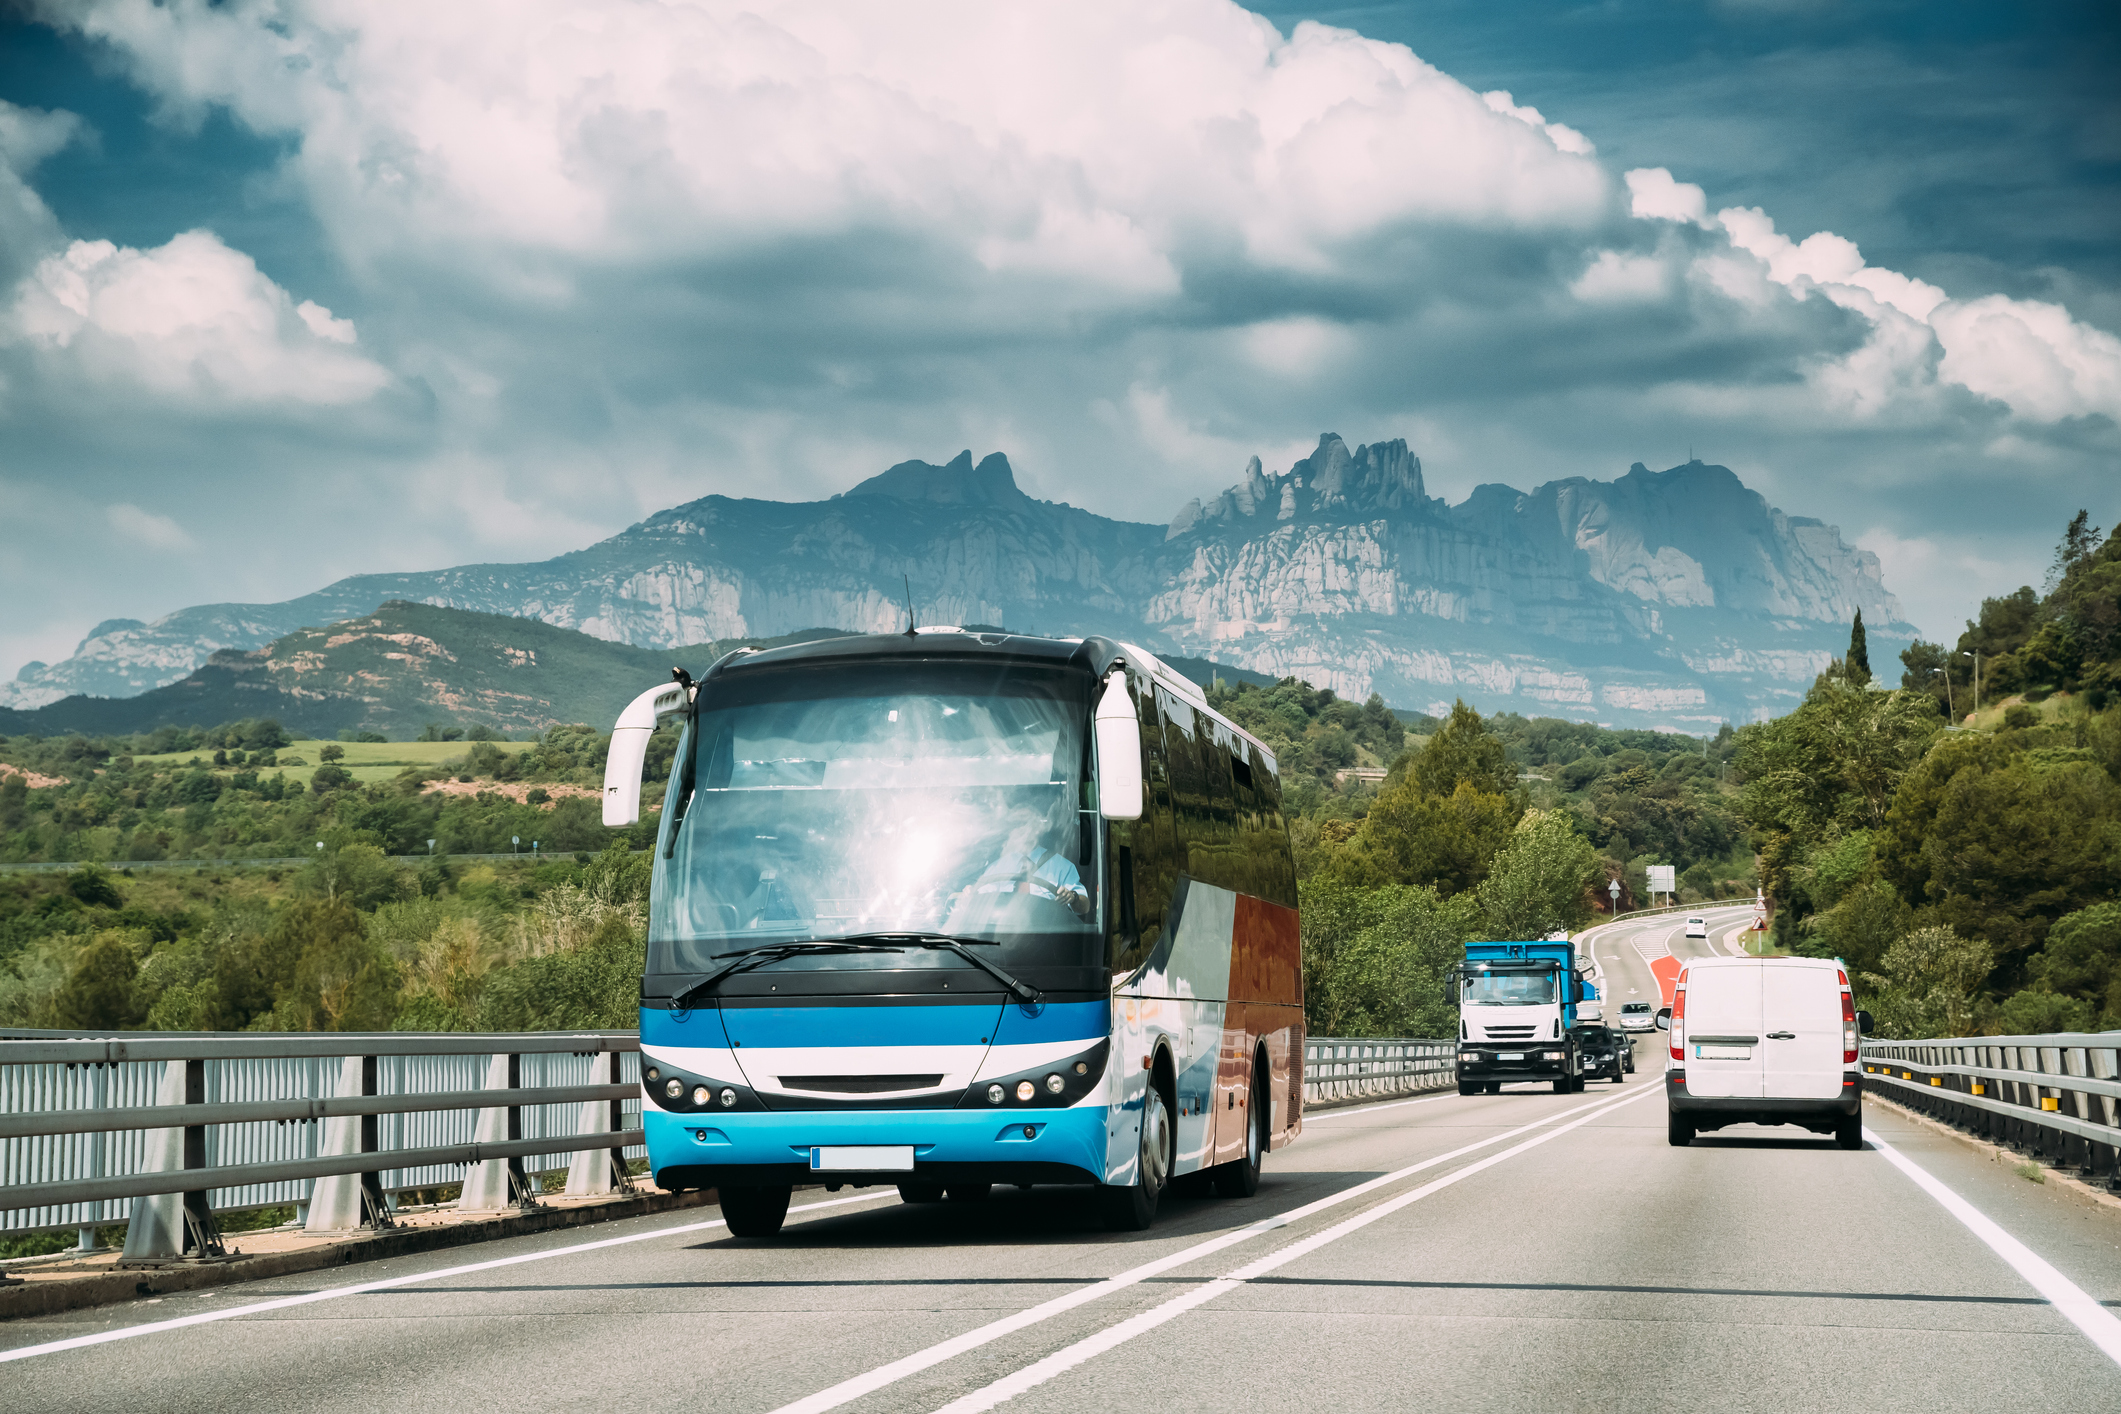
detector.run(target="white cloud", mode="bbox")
[1572,250,1668,303]
[8,230,392,407]
[1624,167,1711,228]
[1628,171,2121,427]
[1480,89,1593,156]
[105,501,194,551]
[44,1,1609,297]
[1854,527,2013,644]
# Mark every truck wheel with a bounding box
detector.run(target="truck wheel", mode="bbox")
[1101,1081,1173,1231]
[1570,1074,1586,1092]
[1668,1113,1695,1147]
[1835,1114,1864,1150]
[719,1183,792,1237]
[1552,1077,1571,1095]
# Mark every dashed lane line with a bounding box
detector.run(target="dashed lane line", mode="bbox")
[929,1085,1663,1413]
[766,1086,1651,1414]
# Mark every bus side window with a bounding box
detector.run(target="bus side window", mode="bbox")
[1110,675,1174,976]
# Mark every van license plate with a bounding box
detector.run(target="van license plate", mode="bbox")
[1695,1045,1751,1060]
[809,1146,914,1172]
[1495,1053,1524,1061]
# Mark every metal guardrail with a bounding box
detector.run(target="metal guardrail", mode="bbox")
[1,1030,644,1260]
[1303,1038,1455,1103]
[0,852,607,874]
[1861,1031,2121,1189]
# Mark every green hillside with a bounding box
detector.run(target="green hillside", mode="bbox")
[0,605,847,740]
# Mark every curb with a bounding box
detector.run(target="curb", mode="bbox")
[1866,1091,2121,1218]
[0,1187,715,1324]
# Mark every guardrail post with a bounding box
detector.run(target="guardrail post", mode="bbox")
[307,1053,391,1232]
[119,1058,224,1264]
[505,1052,540,1208]
[564,1049,631,1196]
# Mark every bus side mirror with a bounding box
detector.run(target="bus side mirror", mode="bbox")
[1095,670,1143,821]
[603,682,688,827]
[1654,1008,1672,1031]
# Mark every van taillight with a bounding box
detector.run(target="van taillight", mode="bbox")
[1841,989,1857,1064]
[1670,983,1687,1063]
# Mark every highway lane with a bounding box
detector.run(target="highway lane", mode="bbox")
[5,1018,2117,1412]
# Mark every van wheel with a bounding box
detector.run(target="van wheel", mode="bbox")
[1101,1081,1173,1231]
[719,1183,792,1237]
[1213,1063,1267,1198]
[1667,1113,1695,1147]
[897,1182,945,1204]
[946,1184,991,1202]
[1835,1114,1864,1150]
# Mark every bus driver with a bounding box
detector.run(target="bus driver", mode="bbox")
[959,799,1092,920]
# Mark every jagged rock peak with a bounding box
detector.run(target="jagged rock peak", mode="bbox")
[842,450,1028,507]
[1166,434,1428,539]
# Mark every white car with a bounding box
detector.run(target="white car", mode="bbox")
[1683,916,1707,939]
[1617,1000,1656,1032]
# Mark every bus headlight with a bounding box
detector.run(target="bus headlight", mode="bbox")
[664,1078,683,1099]
[1015,1080,1036,1102]
[1044,1073,1065,1094]
[644,1067,660,1083]
[987,1083,1005,1104]
[691,1086,710,1107]
[719,1088,736,1108]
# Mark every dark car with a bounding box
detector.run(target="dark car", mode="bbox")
[1574,1025,1629,1083]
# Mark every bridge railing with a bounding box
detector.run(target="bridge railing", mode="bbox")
[1860,1031,2121,1189]
[1,1030,643,1262]
[1303,1037,1455,1103]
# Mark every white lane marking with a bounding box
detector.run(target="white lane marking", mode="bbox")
[1304,1092,1459,1123]
[932,1085,1662,1413]
[768,1087,1646,1414]
[0,1190,899,1365]
[1866,1126,2121,1368]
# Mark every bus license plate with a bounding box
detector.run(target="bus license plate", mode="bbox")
[1695,1045,1751,1060]
[810,1145,915,1172]
[1495,1053,1524,1061]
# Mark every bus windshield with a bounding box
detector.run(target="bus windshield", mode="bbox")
[1461,971,1558,1006]
[650,660,1094,974]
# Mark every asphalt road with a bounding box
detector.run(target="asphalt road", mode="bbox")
[5,904,2118,1412]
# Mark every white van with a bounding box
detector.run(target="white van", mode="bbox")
[1656,957,1871,1148]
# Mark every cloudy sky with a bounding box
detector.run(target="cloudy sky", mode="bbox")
[1,0,2115,683]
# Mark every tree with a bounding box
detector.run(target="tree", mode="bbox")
[1409,700,1518,799]
[66,864,123,909]
[2030,902,2121,1026]
[1859,926,1991,1039]
[1298,879,1474,1037]
[1899,639,1951,714]
[318,743,346,764]
[1475,809,1600,940]
[2047,509,2102,592]
[46,930,147,1029]
[1847,611,1871,686]
[1319,780,1518,894]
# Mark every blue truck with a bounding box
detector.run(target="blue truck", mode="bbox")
[1450,938,1599,1095]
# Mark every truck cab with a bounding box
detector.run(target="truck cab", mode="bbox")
[1450,940,1598,1095]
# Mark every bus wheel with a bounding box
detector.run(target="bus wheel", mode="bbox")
[946,1184,991,1202]
[1101,1083,1173,1232]
[720,1183,792,1237]
[1212,1062,1267,1199]
[897,1182,945,1204]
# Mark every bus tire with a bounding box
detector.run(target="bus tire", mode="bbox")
[1101,1079,1173,1232]
[946,1184,991,1202]
[1212,1058,1267,1199]
[720,1183,792,1237]
[897,1182,945,1204]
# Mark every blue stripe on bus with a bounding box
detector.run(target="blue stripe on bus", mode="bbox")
[714,1003,1005,1049]
[990,1000,1108,1045]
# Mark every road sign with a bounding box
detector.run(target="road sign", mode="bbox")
[1647,865,1675,895]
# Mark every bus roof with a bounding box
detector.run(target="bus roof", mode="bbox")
[707,630,1278,772]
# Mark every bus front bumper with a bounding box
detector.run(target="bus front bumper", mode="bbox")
[643,1103,1112,1191]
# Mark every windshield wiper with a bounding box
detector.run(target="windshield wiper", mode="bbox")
[666,941,905,1013]
[834,931,1043,1006]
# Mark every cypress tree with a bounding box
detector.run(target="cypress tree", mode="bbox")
[1848,611,1872,685]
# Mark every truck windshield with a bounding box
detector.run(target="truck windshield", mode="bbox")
[650,659,1094,974]
[1462,971,1558,1006]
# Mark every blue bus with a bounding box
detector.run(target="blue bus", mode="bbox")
[601,628,1301,1236]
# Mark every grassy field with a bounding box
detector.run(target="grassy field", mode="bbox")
[1955,689,2088,734]
[128,738,535,788]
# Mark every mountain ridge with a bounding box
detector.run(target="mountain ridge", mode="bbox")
[4,440,1913,729]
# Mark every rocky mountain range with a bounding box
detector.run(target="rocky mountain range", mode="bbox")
[4,438,1913,730]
